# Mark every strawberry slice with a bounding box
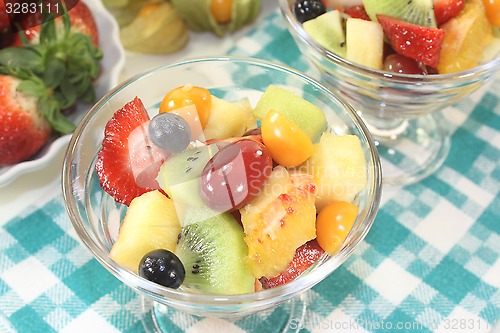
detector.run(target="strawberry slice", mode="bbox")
[259,239,325,289]
[434,0,465,26]
[345,5,370,21]
[377,14,445,68]
[95,97,169,206]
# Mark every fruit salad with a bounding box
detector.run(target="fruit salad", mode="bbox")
[96,84,368,295]
[294,0,500,74]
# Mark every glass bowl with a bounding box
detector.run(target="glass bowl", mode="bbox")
[279,0,500,186]
[62,57,381,331]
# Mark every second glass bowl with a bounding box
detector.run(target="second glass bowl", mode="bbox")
[279,0,500,186]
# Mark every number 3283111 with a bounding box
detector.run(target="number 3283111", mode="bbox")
[5,1,60,15]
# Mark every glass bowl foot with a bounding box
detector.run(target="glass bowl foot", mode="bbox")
[140,292,311,333]
[361,112,450,186]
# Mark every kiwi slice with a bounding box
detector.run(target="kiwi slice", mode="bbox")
[362,0,437,28]
[175,211,255,295]
[156,144,219,207]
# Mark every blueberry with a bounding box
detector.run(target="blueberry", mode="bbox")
[148,112,191,154]
[138,249,185,289]
[293,0,326,23]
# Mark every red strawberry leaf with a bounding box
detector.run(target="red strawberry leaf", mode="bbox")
[95,97,168,206]
[434,0,465,26]
[377,14,445,68]
[260,239,325,289]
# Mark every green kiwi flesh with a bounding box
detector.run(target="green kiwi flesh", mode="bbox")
[156,144,219,207]
[362,0,437,28]
[175,211,255,295]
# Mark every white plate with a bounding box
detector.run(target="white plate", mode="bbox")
[0,0,125,187]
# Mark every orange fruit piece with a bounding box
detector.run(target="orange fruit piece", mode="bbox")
[482,0,500,27]
[316,201,358,254]
[438,1,493,74]
[160,85,212,129]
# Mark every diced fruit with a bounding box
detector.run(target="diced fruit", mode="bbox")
[433,0,466,26]
[204,96,254,140]
[362,0,437,27]
[160,85,212,128]
[438,1,494,73]
[345,18,384,69]
[384,54,428,74]
[302,132,367,211]
[483,0,500,26]
[109,190,182,273]
[181,205,222,227]
[259,239,325,289]
[201,139,273,212]
[119,1,188,54]
[211,0,233,24]
[261,109,314,167]
[303,10,346,57]
[170,105,206,142]
[322,0,363,9]
[377,14,445,68]
[174,212,254,294]
[240,167,317,278]
[156,144,220,207]
[96,98,169,206]
[315,201,358,253]
[138,249,185,289]
[148,112,192,154]
[294,0,327,23]
[344,5,370,20]
[253,85,327,143]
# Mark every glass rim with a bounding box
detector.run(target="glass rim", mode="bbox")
[278,0,500,83]
[62,56,382,306]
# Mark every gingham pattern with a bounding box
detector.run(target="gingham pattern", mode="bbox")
[1,9,499,333]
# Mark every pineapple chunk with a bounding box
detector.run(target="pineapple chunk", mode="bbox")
[203,96,254,140]
[302,133,367,211]
[109,190,181,273]
[346,18,384,69]
[240,167,317,278]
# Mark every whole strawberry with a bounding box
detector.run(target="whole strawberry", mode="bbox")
[0,3,102,165]
[0,0,19,32]
[0,75,51,164]
[12,0,99,46]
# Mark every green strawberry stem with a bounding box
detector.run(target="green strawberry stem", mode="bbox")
[0,6,103,134]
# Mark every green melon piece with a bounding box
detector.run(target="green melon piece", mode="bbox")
[175,212,254,295]
[362,0,437,28]
[303,10,346,58]
[253,85,327,143]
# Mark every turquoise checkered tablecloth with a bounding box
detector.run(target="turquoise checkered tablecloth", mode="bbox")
[1,8,499,333]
